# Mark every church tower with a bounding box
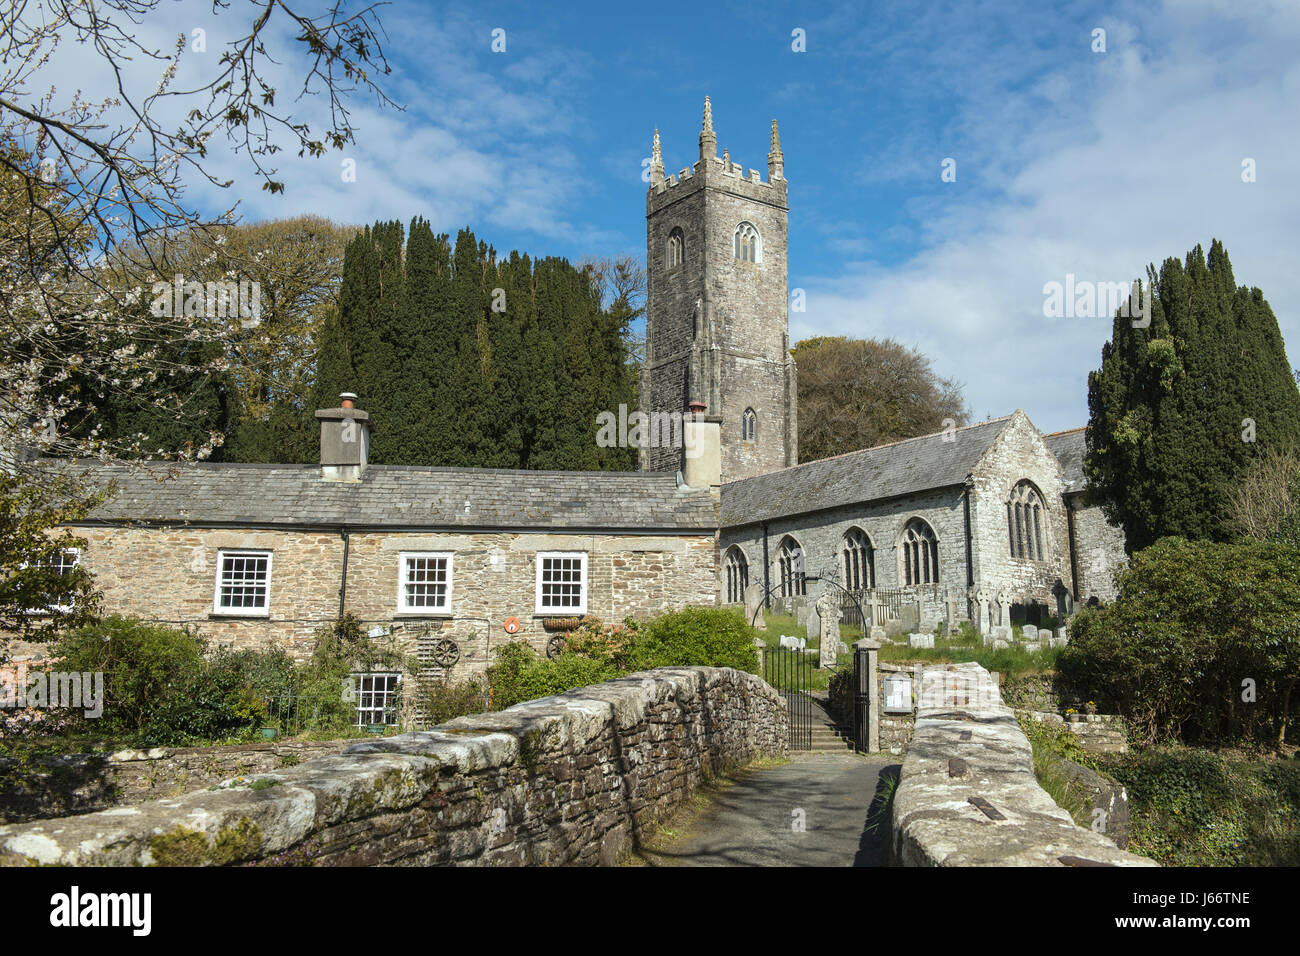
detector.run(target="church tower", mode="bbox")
[641,97,798,483]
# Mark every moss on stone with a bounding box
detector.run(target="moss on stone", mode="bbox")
[148,826,209,866]
[148,817,263,866]
[210,817,262,865]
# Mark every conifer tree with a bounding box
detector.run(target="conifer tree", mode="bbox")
[1085,240,1300,552]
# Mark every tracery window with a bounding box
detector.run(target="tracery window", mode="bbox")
[901,519,939,585]
[1007,481,1047,560]
[734,222,760,263]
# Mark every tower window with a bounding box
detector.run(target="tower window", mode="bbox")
[667,227,685,269]
[734,222,761,264]
[741,407,757,441]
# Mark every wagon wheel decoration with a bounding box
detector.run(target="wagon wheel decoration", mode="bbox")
[546,635,566,659]
[431,637,460,668]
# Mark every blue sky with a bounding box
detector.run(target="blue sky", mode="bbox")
[41,0,1300,432]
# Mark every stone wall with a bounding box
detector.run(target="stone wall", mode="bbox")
[719,487,968,625]
[37,526,717,675]
[0,666,787,866]
[1069,497,1127,604]
[0,740,348,824]
[966,412,1073,607]
[890,662,1154,866]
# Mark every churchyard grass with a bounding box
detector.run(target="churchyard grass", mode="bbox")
[879,633,1059,679]
[759,610,855,691]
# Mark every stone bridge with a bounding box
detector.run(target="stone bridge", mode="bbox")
[891,662,1155,866]
[0,667,786,866]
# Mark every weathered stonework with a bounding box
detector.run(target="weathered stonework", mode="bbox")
[890,662,1154,867]
[37,526,717,673]
[643,102,797,481]
[0,666,787,866]
[0,740,348,824]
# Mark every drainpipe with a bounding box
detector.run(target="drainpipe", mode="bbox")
[1065,496,1080,600]
[338,527,351,619]
[962,478,975,589]
[761,522,771,610]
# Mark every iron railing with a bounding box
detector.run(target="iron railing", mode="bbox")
[763,646,812,751]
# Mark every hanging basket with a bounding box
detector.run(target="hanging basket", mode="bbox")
[542,616,582,632]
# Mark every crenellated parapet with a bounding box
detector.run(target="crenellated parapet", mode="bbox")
[646,98,788,215]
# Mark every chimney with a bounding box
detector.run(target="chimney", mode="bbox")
[315,392,371,482]
[682,402,722,489]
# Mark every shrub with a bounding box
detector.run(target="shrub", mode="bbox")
[1104,747,1300,866]
[1056,537,1300,746]
[416,676,489,726]
[53,616,208,737]
[487,642,618,711]
[620,606,759,674]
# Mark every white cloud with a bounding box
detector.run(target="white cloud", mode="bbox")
[798,2,1300,432]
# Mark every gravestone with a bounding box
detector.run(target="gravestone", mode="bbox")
[945,590,961,635]
[806,606,822,644]
[972,586,990,637]
[908,633,934,649]
[994,586,1011,629]
[817,592,840,668]
[778,635,805,650]
[744,582,766,630]
[1021,624,1039,641]
[1055,626,1069,643]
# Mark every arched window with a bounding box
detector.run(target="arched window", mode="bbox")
[901,519,939,585]
[777,536,806,597]
[1007,481,1047,560]
[724,547,749,604]
[667,227,684,269]
[842,528,874,591]
[734,221,761,263]
[741,407,757,441]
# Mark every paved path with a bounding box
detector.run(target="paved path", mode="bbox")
[634,753,900,867]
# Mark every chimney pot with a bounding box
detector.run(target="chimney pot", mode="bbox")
[340,392,357,409]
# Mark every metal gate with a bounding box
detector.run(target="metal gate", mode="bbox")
[763,646,813,751]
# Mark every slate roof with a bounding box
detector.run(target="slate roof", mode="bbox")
[1042,428,1087,494]
[59,462,717,532]
[720,416,1015,529]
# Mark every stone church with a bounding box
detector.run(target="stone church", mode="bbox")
[25,99,1126,718]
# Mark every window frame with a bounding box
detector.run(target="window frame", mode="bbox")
[734,221,762,264]
[1007,480,1048,561]
[842,528,874,591]
[900,519,939,586]
[396,551,455,615]
[667,227,685,269]
[24,547,82,615]
[777,536,806,598]
[724,546,749,604]
[351,671,402,727]
[212,549,273,617]
[535,551,589,615]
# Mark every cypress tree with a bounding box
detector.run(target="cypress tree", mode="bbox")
[1085,239,1300,552]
